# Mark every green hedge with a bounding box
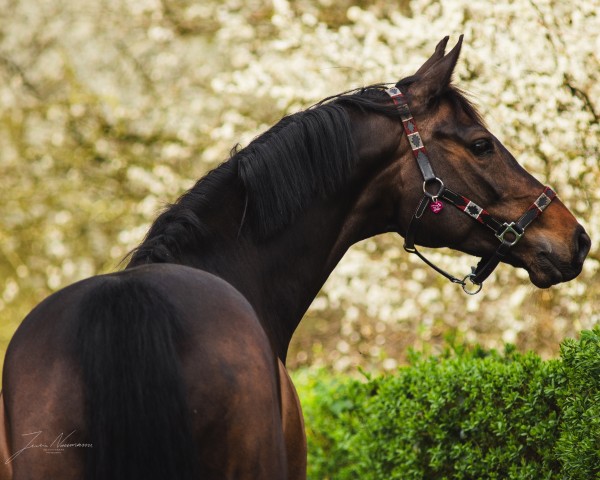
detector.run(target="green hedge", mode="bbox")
[293,327,600,480]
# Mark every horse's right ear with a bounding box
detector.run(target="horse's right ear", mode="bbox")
[414,36,450,75]
[405,35,463,103]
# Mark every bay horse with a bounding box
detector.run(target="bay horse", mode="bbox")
[0,36,590,480]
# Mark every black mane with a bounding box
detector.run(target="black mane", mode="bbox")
[237,86,402,238]
[128,83,479,265]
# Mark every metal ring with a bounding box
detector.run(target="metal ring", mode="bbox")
[422,177,445,200]
[461,274,483,295]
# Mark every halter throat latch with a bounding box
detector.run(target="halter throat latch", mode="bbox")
[386,86,556,294]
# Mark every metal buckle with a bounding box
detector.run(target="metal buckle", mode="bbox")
[495,222,524,247]
[422,177,445,201]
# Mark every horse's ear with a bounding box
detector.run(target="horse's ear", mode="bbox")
[414,36,450,75]
[408,35,463,103]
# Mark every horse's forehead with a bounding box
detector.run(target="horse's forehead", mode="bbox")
[427,100,484,132]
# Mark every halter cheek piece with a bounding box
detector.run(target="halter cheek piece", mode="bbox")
[386,86,556,295]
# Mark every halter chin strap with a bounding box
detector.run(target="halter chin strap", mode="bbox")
[386,86,556,294]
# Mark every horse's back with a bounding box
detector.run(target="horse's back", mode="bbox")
[2,263,286,479]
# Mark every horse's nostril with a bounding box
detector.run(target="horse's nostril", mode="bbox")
[575,228,591,266]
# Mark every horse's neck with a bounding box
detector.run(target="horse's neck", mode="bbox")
[256,201,359,360]
[126,167,365,361]
[135,112,403,362]
[191,190,359,362]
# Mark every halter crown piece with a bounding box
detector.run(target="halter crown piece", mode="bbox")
[385,86,556,294]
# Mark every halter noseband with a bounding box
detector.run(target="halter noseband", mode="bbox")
[386,86,556,295]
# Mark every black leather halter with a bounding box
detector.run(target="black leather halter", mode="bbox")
[386,86,556,294]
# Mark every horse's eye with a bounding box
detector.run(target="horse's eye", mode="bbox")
[471,139,494,156]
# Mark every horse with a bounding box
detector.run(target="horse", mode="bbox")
[0,36,590,480]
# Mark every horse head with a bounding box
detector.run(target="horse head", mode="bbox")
[357,36,590,290]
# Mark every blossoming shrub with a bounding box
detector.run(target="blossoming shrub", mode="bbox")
[295,327,600,479]
[1,0,599,375]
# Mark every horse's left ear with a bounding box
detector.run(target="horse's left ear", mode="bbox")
[407,35,463,103]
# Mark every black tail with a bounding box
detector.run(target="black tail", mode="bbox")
[76,276,196,480]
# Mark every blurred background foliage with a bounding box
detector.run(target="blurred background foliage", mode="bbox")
[1,0,598,380]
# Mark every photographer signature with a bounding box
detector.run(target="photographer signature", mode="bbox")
[5,430,93,464]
